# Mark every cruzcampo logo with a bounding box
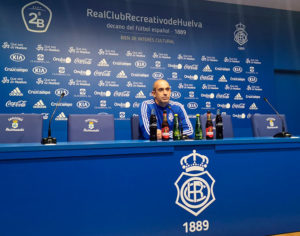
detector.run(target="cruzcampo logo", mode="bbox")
[21,1,52,33]
[175,150,215,216]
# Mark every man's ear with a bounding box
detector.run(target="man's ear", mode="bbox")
[152,90,156,97]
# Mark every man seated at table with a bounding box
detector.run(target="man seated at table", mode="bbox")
[139,79,194,140]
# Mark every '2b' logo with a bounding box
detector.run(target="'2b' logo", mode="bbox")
[21,1,52,33]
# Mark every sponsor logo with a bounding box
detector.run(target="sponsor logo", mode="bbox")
[52,57,72,64]
[202,84,219,90]
[249,103,258,110]
[168,63,182,69]
[152,72,164,79]
[74,58,92,65]
[55,88,69,97]
[224,57,240,63]
[218,75,227,82]
[178,83,196,90]
[201,56,218,62]
[133,102,140,108]
[73,69,91,76]
[116,70,127,78]
[200,75,213,81]
[215,67,230,71]
[10,53,25,62]
[247,85,262,91]
[135,91,146,99]
[2,76,27,85]
[33,99,46,108]
[225,84,241,91]
[114,102,131,108]
[28,90,50,95]
[234,23,248,46]
[68,47,91,54]
[97,59,109,67]
[230,77,245,82]
[217,103,231,109]
[36,44,60,52]
[119,112,126,119]
[184,74,198,80]
[234,93,243,100]
[126,51,146,58]
[232,113,246,119]
[9,87,23,96]
[76,101,90,109]
[2,42,27,50]
[55,112,68,121]
[187,102,198,109]
[112,61,131,66]
[248,76,258,83]
[232,103,245,109]
[4,67,28,73]
[171,91,181,99]
[246,58,261,64]
[152,52,171,59]
[216,93,230,99]
[6,100,27,107]
[98,48,119,56]
[130,73,149,78]
[245,95,260,99]
[113,91,130,97]
[21,1,52,33]
[94,90,111,97]
[33,66,47,75]
[98,80,119,87]
[184,64,198,70]
[177,54,195,61]
[51,102,72,107]
[94,70,111,77]
[201,93,215,99]
[135,60,147,68]
[68,79,90,87]
[246,66,258,74]
[126,81,146,88]
[36,78,60,85]
[233,66,243,73]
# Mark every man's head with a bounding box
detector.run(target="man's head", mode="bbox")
[152,79,171,107]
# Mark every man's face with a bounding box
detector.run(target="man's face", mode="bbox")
[152,80,171,106]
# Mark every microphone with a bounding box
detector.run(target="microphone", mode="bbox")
[168,105,187,140]
[41,92,65,144]
[263,97,292,138]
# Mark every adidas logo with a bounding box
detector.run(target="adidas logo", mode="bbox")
[9,87,23,96]
[97,59,109,67]
[249,103,258,110]
[55,112,68,121]
[117,70,127,78]
[135,90,146,98]
[33,99,46,108]
[234,93,243,100]
[218,75,227,82]
[202,65,212,72]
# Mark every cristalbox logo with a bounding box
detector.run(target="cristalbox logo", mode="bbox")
[175,150,215,216]
[21,1,52,33]
[234,23,248,46]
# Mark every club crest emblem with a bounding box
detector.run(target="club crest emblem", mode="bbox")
[12,120,19,129]
[21,1,52,33]
[88,121,94,130]
[175,150,215,216]
[234,23,248,46]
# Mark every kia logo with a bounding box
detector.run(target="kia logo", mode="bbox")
[248,76,257,83]
[55,88,69,97]
[152,72,164,79]
[233,66,243,73]
[32,66,47,75]
[77,101,90,109]
[171,91,181,99]
[135,60,147,68]
[187,102,198,109]
[10,53,25,62]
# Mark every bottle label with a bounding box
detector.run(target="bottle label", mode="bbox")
[162,127,170,139]
[206,127,213,138]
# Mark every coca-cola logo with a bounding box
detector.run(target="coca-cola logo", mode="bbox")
[6,100,27,107]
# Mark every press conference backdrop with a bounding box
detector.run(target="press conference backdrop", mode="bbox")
[0,0,279,140]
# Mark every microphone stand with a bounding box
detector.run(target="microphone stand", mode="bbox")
[41,93,65,144]
[263,97,292,138]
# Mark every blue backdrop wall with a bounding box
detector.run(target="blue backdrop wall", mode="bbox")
[0,0,299,141]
